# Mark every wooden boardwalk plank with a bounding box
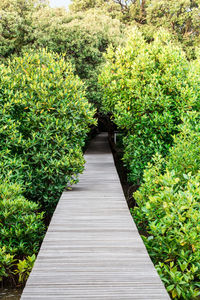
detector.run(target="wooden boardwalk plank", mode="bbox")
[21,133,170,300]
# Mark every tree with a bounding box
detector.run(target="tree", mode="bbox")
[31,7,124,105]
[0,0,48,59]
[145,0,200,58]
[0,2,124,106]
[70,0,146,22]
[70,0,123,20]
[70,0,200,56]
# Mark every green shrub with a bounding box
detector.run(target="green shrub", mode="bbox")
[133,169,200,299]
[0,49,96,211]
[15,254,36,283]
[132,114,200,299]
[99,27,199,184]
[0,181,44,283]
[166,112,200,180]
[0,182,44,256]
[0,247,15,282]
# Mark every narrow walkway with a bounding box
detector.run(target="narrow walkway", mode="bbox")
[21,133,170,299]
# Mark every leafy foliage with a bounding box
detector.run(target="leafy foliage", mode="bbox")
[70,0,147,23]
[0,182,44,256]
[0,182,44,283]
[145,0,200,58]
[31,7,124,105]
[15,254,36,283]
[0,49,96,211]
[70,0,123,20]
[132,114,200,299]
[99,27,199,183]
[70,0,200,57]
[0,1,124,106]
[0,0,48,59]
[167,113,200,179]
[0,247,15,282]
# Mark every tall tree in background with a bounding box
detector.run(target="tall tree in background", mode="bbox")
[69,0,123,19]
[31,7,124,105]
[70,0,147,23]
[145,0,200,58]
[0,0,48,59]
[0,1,124,106]
[70,0,200,57]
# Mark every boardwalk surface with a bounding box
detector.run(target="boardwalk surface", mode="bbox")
[21,133,170,300]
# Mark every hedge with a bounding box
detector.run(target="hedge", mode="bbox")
[0,49,96,211]
[133,113,200,299]
[99,27,199,184]
[0,181,44,284]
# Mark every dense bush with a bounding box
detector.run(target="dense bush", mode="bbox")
[0,181,44,283]
[132,114,200,299]
[166,113,200,179]
[99,28,199,184]
[0,49,96,211]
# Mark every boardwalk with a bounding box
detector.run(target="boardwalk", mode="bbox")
[21,133,170,299]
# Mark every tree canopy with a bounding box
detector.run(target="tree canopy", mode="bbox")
[70,0,200,57]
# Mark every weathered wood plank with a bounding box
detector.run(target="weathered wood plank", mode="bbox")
[21,133,170,300]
